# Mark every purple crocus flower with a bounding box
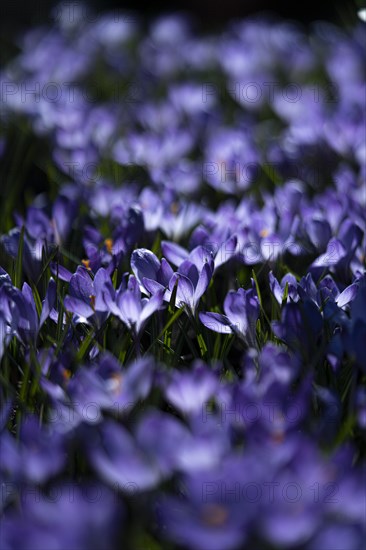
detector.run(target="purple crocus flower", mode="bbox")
[159,202,205,241]
[309,524,365,550]
[136,409,229,475]
[297,272,360,312]
[272,298,323,360]
[305,216,333,252]
[99,354,155,413]
[269,271,299,304]
[66,354,155,425]
[0,275,56,352]
[132,245,214,313]
[158,454,263,550]
[260,458,324,547]
[1,481,121,550]
[162,234,238,272]
[84,419,161,491]
[310,220,363,280]
[342,276,366,371]
[131,248,174,296]
[106,275,164,337]
[1,228,44,281]
[137,188,205,240]
[112,206,145,254]
[63,266,113,324]
[164,361,219,415]
[0,415,66,484]
[200,284,260,346]
[170,246,214,313]
[204,128,259,193]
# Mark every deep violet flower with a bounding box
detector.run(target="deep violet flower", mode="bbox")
[106,275,165,337]
[131,248,174,295]
[0,274,56,354]
[164,361,219,415]
[132,245,214,313]
[170,246,214,313]
[0,415,66,484]
[63,266,113,324]
[200,284,260,346]
[1,482,122,550]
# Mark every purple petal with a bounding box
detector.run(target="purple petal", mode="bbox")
[94,268,115,312]
[306,218,332,250]
[139,290,164,327]
[199,312,233,334]
[21,282,38,329]
[187,245,214,273]
[69,267,94,302]
[63,296,94,318]
[158,258,174,285]
[312,238,347,268]
[87,421,160,491]
[118,291,141,327]
[269,271,283,304]
[161,241,188,266]
[0,315,6,360]
[223,290,248,332]
[165,365,218,414]
[263,510,318,547]
[39,278,56,328]
[193,262,212,306]
[260,233,282,261]
[131,248,161,286]
[52,195,76,244]
[175,274,195,310]
[214,234,238,270]
[93,268,110,294]
[336,283,359,308]
[142,277,166,295]
[179,260,199,287]
[50,262,73,283]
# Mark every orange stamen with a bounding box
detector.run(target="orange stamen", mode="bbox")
[105,238,113,254]
[201,504,228,527]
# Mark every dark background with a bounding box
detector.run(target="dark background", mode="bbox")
[0,0,361,34]
[0,0,361,65]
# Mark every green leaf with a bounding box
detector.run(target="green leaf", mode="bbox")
[76,329,95,362]
[251,269,262,308]
[14,225,25,289]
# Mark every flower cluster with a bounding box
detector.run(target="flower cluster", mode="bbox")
[0,8,365,550]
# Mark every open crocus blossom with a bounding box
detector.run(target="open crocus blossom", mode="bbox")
[164,361,219,415]
[63,266,115,324]
[132,245,214,313]
[161,234,238,272]
[0,271,56,356]
[170,246,214,313]
[200,284,260,346]
[106,275,165,337]
[131,248,174,296]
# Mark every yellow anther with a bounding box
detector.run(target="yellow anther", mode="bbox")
[272,431,285,444]
[63,369,71,380]
[82,259,91,270]
[105,238,113,254]
[201,504,228,527]
[109,373,123,394]
[170,202,179,214]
